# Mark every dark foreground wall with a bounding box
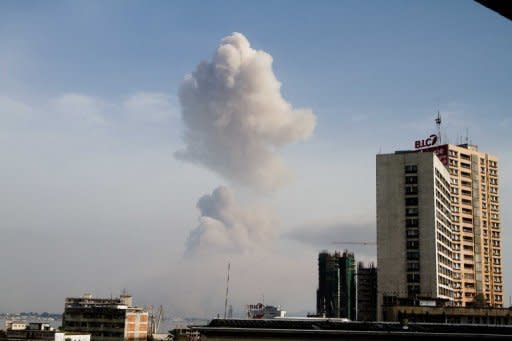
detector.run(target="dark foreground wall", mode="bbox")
[193,319,512,340]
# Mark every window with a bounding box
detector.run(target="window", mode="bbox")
[406,229,419,237]
[461,180,471,187]
[408,285,420,296]
[405,197,418,206]
[405,185,418,194]
[406,207,418,216]
[405,176,418,184]
[406,218,419,227]
[407,251,419,260]
[463,236,473,242]
[407,262,420,271]
[462,198,471,205]
[407,273,420,283]
[405,165,417,173]
[407,240,419,249]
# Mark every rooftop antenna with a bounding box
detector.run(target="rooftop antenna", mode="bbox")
[435,111,442,144]
[223,262,230,319]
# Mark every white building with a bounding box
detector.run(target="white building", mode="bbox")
[5,321,26,331]
[55,333,91,341]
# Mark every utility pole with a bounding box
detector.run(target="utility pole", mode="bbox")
[224,262,230,319]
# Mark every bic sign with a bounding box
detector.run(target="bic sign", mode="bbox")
[415,134,438,149]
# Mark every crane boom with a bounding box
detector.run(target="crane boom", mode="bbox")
[332,241,376,245]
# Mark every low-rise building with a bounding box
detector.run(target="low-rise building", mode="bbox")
[192,318,512,340]
[4,322,26,331]
[381,299,512,325]
[4,322,55,341]
[54,333,90,341]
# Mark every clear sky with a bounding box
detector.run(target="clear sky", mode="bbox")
[1,1,511,316]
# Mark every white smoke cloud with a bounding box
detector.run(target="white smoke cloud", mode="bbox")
[186,186,275,255]
[176,32,316,190]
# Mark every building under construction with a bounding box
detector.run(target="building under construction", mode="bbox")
[316,250,356,319]
[357,262,377,321]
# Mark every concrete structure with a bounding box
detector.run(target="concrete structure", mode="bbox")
[192,318,512,340]
[421,144,503,307]
[4,322,26,331]
[317,251,356,319]
[376,143,504,318]
[381,300,512,324]
[55,333,91,341]
[4,322,55,341]
[62,294,148,341]
[356,262,377,321]
[377,151,454,317]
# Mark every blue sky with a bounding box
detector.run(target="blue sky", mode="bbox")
[1,1,511,316]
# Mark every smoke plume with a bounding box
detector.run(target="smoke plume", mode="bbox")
[186,186,275,255]
[176,32,316,190]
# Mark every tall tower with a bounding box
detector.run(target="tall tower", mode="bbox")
[423,143,503,307]
[376,151,454,316]
[376,140,504,314]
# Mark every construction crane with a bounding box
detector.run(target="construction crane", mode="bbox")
[150,305,163,335]
[332,241,376,246]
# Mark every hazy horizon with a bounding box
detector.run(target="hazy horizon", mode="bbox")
[1,1,511,318]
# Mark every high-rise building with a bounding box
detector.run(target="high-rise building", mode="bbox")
[356,262,377,321]
[377,151,454,312]
[316,250,356,319]
[376,143,503,316]
[62,294,149,341]
[422,144,503,307]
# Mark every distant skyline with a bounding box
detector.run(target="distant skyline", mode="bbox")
[1,1,511,317]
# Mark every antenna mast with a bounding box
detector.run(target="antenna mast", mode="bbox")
[435,111,442,144]
[224,262,230,319]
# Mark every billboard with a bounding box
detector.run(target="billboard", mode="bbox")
[419,144,449,166]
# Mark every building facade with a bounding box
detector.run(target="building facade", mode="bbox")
[356,262,377,321]
[54,333,91,341]
[421,144,503,307]
[4,323,56,341]
[62,294,148,341]
[316,251,356,319]
[377,151,454,317]
[376,143,504,319]
[381,300,512,325]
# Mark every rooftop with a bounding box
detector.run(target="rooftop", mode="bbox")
[192,318,512,338]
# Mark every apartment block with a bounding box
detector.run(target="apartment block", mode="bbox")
[62,294,148,341]
[376,142,504,318]
[4,323,56,341]
[422,144,503,307]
